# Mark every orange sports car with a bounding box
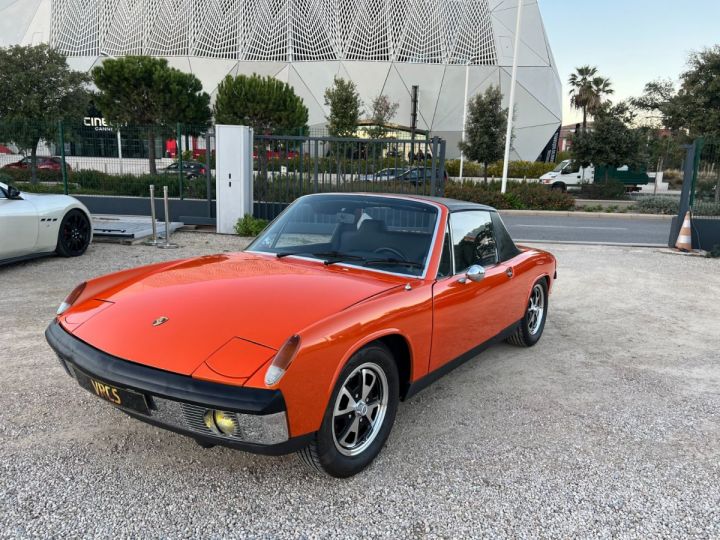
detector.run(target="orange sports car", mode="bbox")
[46,193,556,477]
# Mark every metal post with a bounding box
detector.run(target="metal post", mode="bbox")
[144,184,162,246]
[430,137,439,196]
[459,60,470,181]
[313,139,319,193]
[669,141,698,248]
[58,121,69,195]
[177,122,184,200]
[410,85,419,162]
[158,185,179,249]
[205,131,213,218]
[438,139,447,197]
[501,0,524,194]
[117,129,123,175]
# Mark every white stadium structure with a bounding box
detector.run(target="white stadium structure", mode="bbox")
[1,0,562,160]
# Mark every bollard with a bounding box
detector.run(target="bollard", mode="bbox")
[143,184,163,246]
[157,185,179,249]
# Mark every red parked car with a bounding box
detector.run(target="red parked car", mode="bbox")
[2,156,72,172]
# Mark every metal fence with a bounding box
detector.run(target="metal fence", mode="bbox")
[692,138,720,218]
[0,120,447,221]
[252,134,446,220]
[0,120,215,198]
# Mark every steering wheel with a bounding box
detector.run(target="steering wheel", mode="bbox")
[373,247,408,261]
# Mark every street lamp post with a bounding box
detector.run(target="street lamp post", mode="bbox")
[459,60,470,181]
[501,0,524,194]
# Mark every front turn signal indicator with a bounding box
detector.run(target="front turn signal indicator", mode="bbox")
[57,282,87,316]
[264,335,301,386]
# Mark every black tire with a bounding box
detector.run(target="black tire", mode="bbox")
[551,182,566,193]
[506,278,548,347]
[298,343,399,478]
[56,209,91,257]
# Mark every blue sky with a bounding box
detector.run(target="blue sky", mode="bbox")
[539,0,720,123]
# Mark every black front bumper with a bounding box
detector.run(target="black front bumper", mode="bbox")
[45,320,313,455]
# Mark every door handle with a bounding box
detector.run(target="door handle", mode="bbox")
[505,267,514,278]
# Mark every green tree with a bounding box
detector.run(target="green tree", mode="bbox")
[0,44,90,183]
[568,67,614,132]
[324,77,363,138]
[587,77,614,117]
[92,56,211,174]
[673,46,720,138]
[568,65,597,130]
[213,74,308,134]
[571,102,643,181]
[365,94,399,139]
[458,85,510,181]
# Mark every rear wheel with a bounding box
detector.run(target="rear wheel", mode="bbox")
[298,343,399,477]
[56,209,91,257]
[506,279,548,347]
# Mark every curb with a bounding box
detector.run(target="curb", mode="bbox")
[499,210,674,220]
[515,239,667,248]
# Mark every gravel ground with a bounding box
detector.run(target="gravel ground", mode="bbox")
[1,233,719,539]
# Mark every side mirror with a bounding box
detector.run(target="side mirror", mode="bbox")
[6,185,21,199]
[466,264,486,282]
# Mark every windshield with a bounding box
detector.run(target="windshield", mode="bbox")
[248,194,439,277]
[552,160,571,173]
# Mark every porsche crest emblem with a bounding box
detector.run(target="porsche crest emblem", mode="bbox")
[152,316,169,327]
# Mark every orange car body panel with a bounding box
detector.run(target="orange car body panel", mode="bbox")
[58,199,556,439]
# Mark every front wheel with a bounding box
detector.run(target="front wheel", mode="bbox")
[507,278,548,347]
[298,343,399,477]
[56,209,91,257]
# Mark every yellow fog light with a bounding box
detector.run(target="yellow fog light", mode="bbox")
[203,409,237,436]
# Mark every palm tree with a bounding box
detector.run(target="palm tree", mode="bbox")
[568,66,598,130]
[587,76,614,117]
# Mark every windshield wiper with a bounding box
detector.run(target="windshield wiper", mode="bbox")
[275,250,364,264]
[361,258,424,269]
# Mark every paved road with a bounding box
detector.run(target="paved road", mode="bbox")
[501,214,672,246]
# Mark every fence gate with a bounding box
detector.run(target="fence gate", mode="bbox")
[252,134,447,220]
[670,137,720,250]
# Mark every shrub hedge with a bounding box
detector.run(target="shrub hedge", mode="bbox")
[578,179,629,200]
[633,197,679,215]
[444,180,575,211]
[445,159,556,179]
[12,169,214,199]
[235,214,268,236]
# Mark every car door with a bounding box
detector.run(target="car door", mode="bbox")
[0,188,39,259]
[429,210,515,372]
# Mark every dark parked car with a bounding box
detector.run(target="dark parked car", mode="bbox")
[2,156,72,172]
[372,168,407,181]
[399,167,448,185]
[160,160,207,179]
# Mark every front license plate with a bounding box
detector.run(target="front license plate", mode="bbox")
[74,369,150,415]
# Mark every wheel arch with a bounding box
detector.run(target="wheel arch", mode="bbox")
[326,330,414,403]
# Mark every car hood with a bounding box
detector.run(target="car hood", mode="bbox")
[68,252,404,376]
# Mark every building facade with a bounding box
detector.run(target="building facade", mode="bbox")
[2,0,562,160]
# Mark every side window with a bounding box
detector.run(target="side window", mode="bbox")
[437,226,452,278]
[564,161,580,174]
[449,211,498,272]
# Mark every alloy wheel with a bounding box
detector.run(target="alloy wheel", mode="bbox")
[61,212,90,254]
[527,283,545,335]
[332,362,388,457]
